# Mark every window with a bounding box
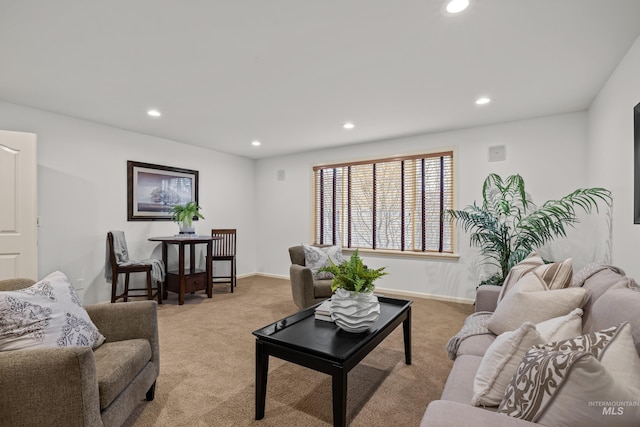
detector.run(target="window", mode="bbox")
[313,151,454,253]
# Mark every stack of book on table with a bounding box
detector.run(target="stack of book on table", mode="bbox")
[314,299,333,322]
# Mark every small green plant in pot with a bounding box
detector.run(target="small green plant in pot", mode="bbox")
[169,201,204,235]
[317,250,387,333]
[317,249,387,294]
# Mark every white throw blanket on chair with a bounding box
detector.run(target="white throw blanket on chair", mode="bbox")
[105,231,165,284]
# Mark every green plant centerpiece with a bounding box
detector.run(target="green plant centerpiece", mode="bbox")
[448,173,611,287]
[169,201,204,235]
[317,250,388,333]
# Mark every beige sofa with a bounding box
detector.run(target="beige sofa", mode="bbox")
[421,268,640,426]
[288,245,333,309]
[0,278,159,427]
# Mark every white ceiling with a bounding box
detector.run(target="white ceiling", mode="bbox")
[1,1,640,159]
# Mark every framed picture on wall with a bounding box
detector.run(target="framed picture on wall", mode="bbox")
[635,102,640,223]
[127,161,199,221]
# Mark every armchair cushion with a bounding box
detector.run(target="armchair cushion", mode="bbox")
[94,338,152,410]
[0,271,105,352]
[302,243,345,279]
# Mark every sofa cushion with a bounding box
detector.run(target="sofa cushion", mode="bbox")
[590,286,640,356]
[498,323,640,426]
[94,338,152,410]
[302,244,345,279]
[488,273,588,335]
[472,322,544,407]
[456,334,496,357]
[580,269,636,333]
[441,355,483,404]
[0,271,106,351]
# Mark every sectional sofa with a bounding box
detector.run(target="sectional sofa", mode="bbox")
[421,263,640,426]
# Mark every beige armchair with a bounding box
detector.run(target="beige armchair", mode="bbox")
[288,245,333,310]
[0,278,159,427]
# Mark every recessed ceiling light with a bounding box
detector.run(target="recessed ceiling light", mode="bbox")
[475,97,491,105]
[147,109,161,117]
[446,0,469,14]
[251,140,261,146]
[343,122,355,129]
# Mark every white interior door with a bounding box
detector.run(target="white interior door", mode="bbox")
[0,130,37,281]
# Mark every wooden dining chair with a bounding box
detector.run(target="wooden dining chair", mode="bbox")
[107,231,163,304]
[211,229,237,292]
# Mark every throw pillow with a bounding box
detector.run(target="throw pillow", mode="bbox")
[533,257,573,290]
[0,271,106,351]
[498,323,640,426]
[302,244,345,279]
[471,322,544,407]
[535,308,583,342]
[488,272,588,335]
[497,252,544,303]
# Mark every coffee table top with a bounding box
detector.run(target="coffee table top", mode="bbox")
[252,296,412,362]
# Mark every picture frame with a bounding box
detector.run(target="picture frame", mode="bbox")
[127,161,199,221]
[635,102,640,224]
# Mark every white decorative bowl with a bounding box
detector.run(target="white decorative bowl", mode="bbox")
[330,288,380,333]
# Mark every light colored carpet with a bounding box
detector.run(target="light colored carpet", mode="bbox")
[123,275,473,426]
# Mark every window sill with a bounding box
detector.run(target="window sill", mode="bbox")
[342,248,459,260]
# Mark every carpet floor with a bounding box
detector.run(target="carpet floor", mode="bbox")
[123,275,473,426]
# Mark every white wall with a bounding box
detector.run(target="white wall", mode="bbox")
[256,112,608,301]
[0,101,257,304]
[588,35,640,280]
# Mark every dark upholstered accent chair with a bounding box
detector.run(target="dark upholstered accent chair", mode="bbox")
[288,245,333,310]
[0,277,160,427]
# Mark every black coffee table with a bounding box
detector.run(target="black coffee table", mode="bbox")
[253,296,412,427]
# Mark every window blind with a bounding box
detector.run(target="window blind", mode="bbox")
[313,151,454,253]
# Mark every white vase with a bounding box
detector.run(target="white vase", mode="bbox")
[330,288,380,333]
[178,223,195,235]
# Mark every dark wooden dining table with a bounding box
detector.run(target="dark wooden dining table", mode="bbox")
[148,235,221,305]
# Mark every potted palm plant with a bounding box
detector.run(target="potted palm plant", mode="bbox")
[169,201,204,235]
[317,250,387,332]
[448,173,611,287]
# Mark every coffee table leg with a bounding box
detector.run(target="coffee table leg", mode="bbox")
[255,341,269,420]
[332,368,347,427]
[403,307,412,365]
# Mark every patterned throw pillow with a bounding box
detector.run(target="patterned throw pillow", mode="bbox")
[498,323,640,426]
[0,271,106,351]
[302,244,345,279]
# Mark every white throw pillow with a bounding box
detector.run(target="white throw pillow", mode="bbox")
[0,271,105,351]
[302,244,345,279]
[471,322,544,407]
[497,252,544,303]
[535,308,583,342]
[499,323,640,426]
[488,272,588,335]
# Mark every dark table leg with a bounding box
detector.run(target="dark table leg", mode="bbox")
[206,240,213,298]
[332,367,347,427]
[161,243,168,299]
[403,307,412,365]
[178,243,185,305]
[255,341,269,420]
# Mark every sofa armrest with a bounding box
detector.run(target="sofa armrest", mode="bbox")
[421,400,536,426]
[86,300,159,374]
[475,285,502,312]
[289,264,315,310]
[0,347,102,427]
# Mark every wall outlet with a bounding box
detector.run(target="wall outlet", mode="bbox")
[75,278,84,290]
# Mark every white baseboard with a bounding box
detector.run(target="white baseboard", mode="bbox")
[374,287,474,305]
[242,273,474,304]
